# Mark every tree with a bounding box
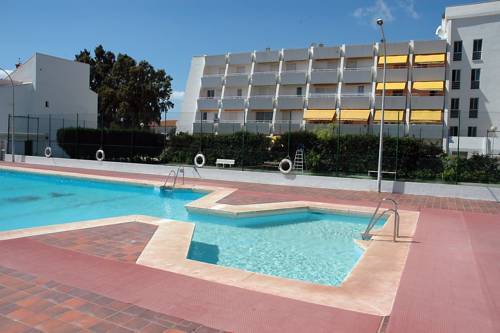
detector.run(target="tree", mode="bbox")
[75,45,173,128]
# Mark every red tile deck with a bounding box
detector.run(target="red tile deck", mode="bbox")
[1,162,499,332]
[31,222,157,263]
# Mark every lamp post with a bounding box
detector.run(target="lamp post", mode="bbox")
[376,18,387,193]
[0,67,15,162]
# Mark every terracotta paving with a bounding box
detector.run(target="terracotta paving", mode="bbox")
[31,222,157,263]
[0,265,224,333]
[2,162,499,214]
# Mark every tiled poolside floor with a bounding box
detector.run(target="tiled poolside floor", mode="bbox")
[0,162,499,332]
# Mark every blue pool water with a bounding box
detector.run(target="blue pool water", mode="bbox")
[0,170,380,286]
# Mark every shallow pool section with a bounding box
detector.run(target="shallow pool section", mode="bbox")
[0,170,203,231]
[188,211,377,286]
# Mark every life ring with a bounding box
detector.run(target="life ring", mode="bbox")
[194,153,206,168]
[44,147,52,158]
[278,158,293,174]
[95,149,105,161]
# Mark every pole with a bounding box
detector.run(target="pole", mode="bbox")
[0,67,15,162]
[456,110,461,184]
[376,20,387,193]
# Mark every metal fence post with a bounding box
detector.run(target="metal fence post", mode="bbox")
[7,115,10,155]
[336,110,341,175]
[76,113,79,158]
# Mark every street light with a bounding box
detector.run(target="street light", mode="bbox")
[376,18,387,193]
[0,67,15,163]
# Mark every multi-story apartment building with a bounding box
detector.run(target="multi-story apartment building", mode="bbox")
[177,1,500,155]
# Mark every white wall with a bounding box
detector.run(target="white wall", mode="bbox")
[178,56,205,133]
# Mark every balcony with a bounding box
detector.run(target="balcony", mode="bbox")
[344,44,374,58]
[201,75,223,88]
[205,55,226,66]
[283,48,309,61]
[249,95,275,109]
[451,81,460,90]
[252,72,278,86]
[412,67,445,82]
[308,93,337,109]
[409,124,443,140]
[222,96,246,110]
[277,95,305,109]
[193,122,215,134]
[274,121,303,134]
[255,50,280,63]
[342,68,373,83]
[310,69,339,84]
[313,46,341,60]
[450,109,459,118]
[246,121,272,135]
[376,68,407,82]
[197,97,219,110]
[375,96,407,109]
[217,121,243,134]
[340,93,372,109]
[228,52,252,65]
[225,73,250,86]
[280,71,307,85]
[410,95,444,109]
[453,52,462,61]
[413,40,447,55]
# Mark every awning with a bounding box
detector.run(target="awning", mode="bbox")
[412,81,444,91]
[410,110,442,123]
[374,110,405,122]
[303,109,335,121]
[378,55,408,65]
[376,82,406,90]
[338,109,371,121]
[414,54,445,64]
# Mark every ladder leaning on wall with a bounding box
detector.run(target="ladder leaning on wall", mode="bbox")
[293,148,304,174]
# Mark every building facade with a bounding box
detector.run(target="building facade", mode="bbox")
[0,53,97,156]
[178,1,500,156]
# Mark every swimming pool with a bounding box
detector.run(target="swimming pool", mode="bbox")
[0,169,381,286]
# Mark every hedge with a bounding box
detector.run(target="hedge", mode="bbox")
[57,127,165,161]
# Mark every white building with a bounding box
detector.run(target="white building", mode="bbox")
[178,1,500,156]
[0,52,97,156]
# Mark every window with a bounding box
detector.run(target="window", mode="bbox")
[45,101,49,108]
[449,126,459,136]
[450,98,460,118]
[296,87,303,96]
[206,90,215,98]
[357,86,365,94]
[453,41,462,61]
[256,112,273,122]
[472,39,482,60]
[345,60,357,69]
[451,69,461,89]
[326,61,336,69]
[469,97,478,118]
[236,66,245,74]
[236,88,243,97]
[286,62,297,71]
[470,69,480,89]
[467,126,477,137]
[201,112,208,121]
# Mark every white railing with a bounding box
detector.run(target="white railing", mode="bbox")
[253,69,279,74]
[202,73,224,77]
[311,68,339,72]
[198,96,220,100]
[341,92,371,97]
[278,95,305,98]
[281,69,307,73]
[226,72,250,76]
[309,93,337,98]
[223,96,246,99]
[250,95,275,98]
[343,66,373,71]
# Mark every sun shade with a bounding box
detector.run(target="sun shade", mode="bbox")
[378,55,408,65]
[303,109,335,121]
[376,82,406,90]
[414,54,446,64]
[410,110,442,123]
[374,110,405,122]
[338,109,371,121]
[412,81,444,91]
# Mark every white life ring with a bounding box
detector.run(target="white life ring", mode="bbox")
[44,147,52,158]
[278,158,293,174]
[194,153,206,168]
[95,149,105,161]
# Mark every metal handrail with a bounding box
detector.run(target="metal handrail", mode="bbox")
[162,166,185,189]
[362,198,400,242]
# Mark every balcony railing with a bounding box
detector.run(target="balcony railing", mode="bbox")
[343,66,373,71]
[453,52,462,61]
[198,96,219,100]
[341,92,372,97]
[451,81,460,90]
[311,68,339,72]
[469,109,478,118]
[202,73,224,77]
[309,93,337,98]
[472,51,482,61]
[471,80,480,89]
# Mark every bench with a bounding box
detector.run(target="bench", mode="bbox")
[368,170,397,180]
[216,158,235,168]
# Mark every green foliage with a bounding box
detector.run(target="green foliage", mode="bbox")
[57,127,165,161]
[442,154,500,183]
[75,45,173,129]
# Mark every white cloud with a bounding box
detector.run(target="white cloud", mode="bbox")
[172,90,184,100]
[398,0,419,19]
[353,0,394,24]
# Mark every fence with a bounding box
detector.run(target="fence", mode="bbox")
[3,113,499,184]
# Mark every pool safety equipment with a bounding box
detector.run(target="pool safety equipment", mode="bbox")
[279,158,293,174]
[44,147,52,158]
[194,153,206,168]
[95,149,105,161]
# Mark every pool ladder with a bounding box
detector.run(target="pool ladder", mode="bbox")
[162,166,185,189]
[361,198,400,242]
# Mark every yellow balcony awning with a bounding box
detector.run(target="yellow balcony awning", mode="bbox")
[374,110,405,122]
[410,110,442,123]
[412,81,444,91]
[339,109,371,121]
[414,54,445,64]
[303,109,336,121]
[376,82,406,90]
[378,55,408,65]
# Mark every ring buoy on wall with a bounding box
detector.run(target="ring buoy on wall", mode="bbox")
[278,158,293,174]
[194,153,206,168]
[96,149,105,161]
[44,147,52,158]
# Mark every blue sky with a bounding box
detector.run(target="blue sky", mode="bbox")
[1,0,475,118]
